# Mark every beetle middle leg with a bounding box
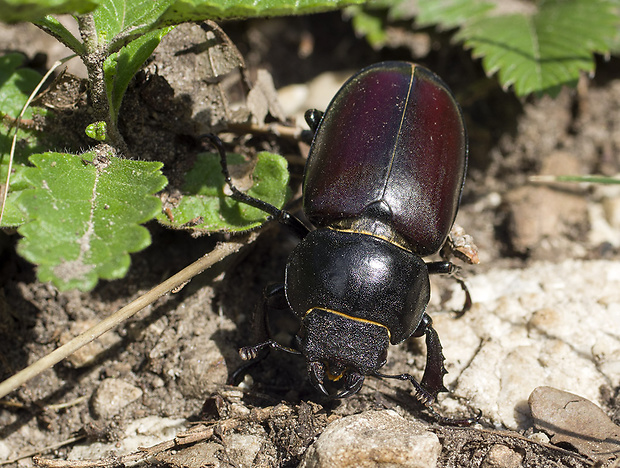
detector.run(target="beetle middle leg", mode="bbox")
[427,260,472,316]
[435,224,479,316]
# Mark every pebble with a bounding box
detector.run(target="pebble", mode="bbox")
[299,410,441,468]
[91,378,143,419]
[529,386,620,463]
[480,444,523,468]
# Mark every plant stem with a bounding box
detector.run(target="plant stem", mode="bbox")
[76,14,129,155]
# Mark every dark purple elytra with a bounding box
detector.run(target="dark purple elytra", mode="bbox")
[303,62,467,256]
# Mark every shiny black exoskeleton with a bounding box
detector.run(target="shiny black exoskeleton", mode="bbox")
[212,62,477,424]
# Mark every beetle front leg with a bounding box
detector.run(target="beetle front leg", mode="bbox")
[412,313,448,399]
[375,314,446,404]
[376,313,479,426]
[229,284,301,385]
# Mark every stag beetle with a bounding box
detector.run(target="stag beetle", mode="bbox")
[211,61,478,424]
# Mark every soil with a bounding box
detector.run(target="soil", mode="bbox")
[1,11,620,468]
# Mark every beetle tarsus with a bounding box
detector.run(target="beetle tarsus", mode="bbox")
[374,370,480,427]
[239,340,301,361]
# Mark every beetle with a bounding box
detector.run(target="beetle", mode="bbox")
[211,61,476,424]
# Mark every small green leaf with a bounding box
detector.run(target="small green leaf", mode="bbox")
[85,121,108,141]
[0,0,98,23]
[455,0,618,96]
[14,151,168,291]
[103,26,173,123]
[157,151,289,233]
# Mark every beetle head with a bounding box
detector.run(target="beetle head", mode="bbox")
[296,308,389,397]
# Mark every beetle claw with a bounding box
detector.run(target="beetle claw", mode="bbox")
[334,371,365,398]
[308,361,330,396]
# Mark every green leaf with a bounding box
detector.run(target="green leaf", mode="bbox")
[0,0,98,23]
[154,0,364,26]
[103,26,172,123]
[0,165,32,226]
[0,53,43,120]
[92,0,174,49]
[416,0,495,29]
[455,0,619,96]
[89,0,362,48]
[0,53,47,166]
[14,151,168,291]
[348,6,389,48]
[157,151,289,233]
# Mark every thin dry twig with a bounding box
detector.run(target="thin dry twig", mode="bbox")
[0,435,86,466]
[32,422,223,468]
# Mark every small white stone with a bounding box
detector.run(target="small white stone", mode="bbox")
[91,378,143,419]
[300,410,440,468]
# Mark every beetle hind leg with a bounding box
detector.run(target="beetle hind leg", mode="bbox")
[229,284,301,385]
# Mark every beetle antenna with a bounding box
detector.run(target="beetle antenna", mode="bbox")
[203,134,310,238]
[204,133,282,216]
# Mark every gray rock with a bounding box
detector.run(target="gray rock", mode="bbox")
[299,410,441,468]
[91,378,143,419]
[529,386,620,463]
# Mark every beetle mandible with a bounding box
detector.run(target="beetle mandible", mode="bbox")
[212,61,475,424]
